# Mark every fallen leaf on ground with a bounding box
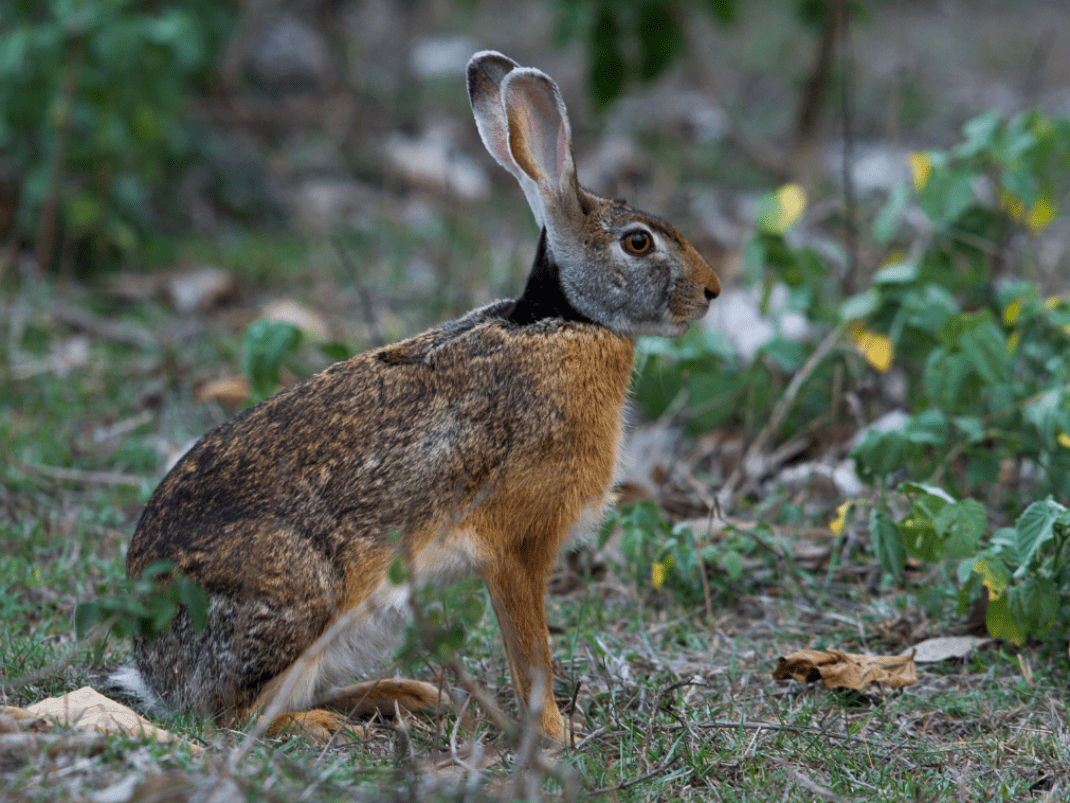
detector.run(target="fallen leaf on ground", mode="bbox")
[166,266,237,313]
[5,687,203,754]
[195,374,251,406]
[261,298,330,340]
[910,636,991,663]
[773,648,917,690]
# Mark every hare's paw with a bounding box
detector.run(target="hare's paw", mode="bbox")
[320,678,445,719]
[266,709,365,746]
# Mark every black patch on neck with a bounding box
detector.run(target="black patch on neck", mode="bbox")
[508,229,593,327]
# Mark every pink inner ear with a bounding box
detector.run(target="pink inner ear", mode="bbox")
[556,127,570,191]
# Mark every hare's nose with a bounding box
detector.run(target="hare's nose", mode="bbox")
[703,269,720,301]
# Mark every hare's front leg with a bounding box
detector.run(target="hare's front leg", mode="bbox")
[483,553,566,741]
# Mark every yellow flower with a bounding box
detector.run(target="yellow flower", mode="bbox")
[908,152,933,192]
[829,502,851,535]
[1007,330,1021,355]
[848,322,894,372]
[1002,298,1022,326]
[651,561,667,591]
[1058,432,1070,449]
[1027,197,1056,235]
[1000,189,1025,221]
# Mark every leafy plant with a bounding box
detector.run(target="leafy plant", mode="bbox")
[75,560,209,657]
[860,489,1070,644]
[242,319,304,404]
[601,501,745,605]
[553,0,737,108]
[632,107,1070,644]
[241,318,353,404]
[0,0,235,269]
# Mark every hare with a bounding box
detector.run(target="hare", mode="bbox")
[117,51,720,744]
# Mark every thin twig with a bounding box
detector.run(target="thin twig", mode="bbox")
[837,0,860,290]
[589,747,681,795]
[444,657,519,740]
[22,463,145,488]
[719,322,846,509]
[333,235,386,349]
[35,35,85,274]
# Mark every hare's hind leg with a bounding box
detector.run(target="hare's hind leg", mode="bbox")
[260,709,366,745]
[317,678,443,718]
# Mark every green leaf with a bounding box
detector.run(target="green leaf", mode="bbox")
[898,481,956,503]
[953,416,986,444]
[704,0,737,23]
[588,7,626,108]
[74,601,102,639]
[839,290,879,322]
[872,260,919,286]
[1023,388,1066,446]
[870,509,906,577]
[388,556,409,586]
[872,183,910,244]
[934,499,987,559]
[458,594,485,626]
[720,549,744,581]
[958,320,1009,384]
[760,336,807,371]
[319,341,352,362]
[955,109,1002,158]
[636,0,684,81]
[1013,576,1059,636]
[984,591,1025,645]
[851,428,907,484]
[242,319,302,402]
[1014,499,1068,570]
[918,167,974,227]
[904,409,949,446]
[178,578,210,632]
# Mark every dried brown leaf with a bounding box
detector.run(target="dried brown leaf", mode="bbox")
[15,687,203,753]
[774,648,917,690]
[195,374,251,406]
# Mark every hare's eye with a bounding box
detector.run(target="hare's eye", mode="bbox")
[622,230,652,255]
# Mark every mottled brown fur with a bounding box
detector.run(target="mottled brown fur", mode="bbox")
[122,52,718,744]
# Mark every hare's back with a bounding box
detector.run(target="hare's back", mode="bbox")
[128,313,631,589]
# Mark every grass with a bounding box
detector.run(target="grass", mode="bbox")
[1,231,1068,802]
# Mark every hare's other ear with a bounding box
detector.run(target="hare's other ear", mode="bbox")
[467,51,521,172]
[467,51,548,227]
[499,68,582,232]
[468,52,582,238]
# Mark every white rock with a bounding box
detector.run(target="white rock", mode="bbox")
[702,285,812,363]
[165,267,236,313]
[833,459,865,497]
[260,298,330,340]
[292,178,376,233]
[411,35,481,78]
[383,129,490,202]
[250,15,330,89]
[849,408,910,450]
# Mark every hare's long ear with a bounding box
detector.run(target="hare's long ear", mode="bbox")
[467,51,545,228]
[498,68,582,240]
[467,52,581,238]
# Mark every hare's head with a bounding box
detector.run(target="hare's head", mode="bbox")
[467,51,720,338]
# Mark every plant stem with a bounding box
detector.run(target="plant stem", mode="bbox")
[34,34,85,275]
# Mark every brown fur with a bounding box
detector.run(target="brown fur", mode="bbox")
[120,52,718,744]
